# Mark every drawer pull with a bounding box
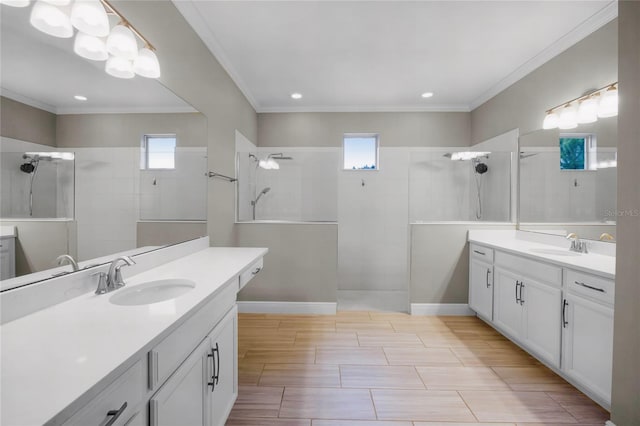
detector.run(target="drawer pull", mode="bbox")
[575,281,605,293]
[102,401,127,426]
[251,267,262,275]
[473,250,486,256]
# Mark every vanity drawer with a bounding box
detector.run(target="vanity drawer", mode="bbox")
[495,250,562,286]
[470,244,494,263]
[565,269,615,305]
[149,280,236,390]
[239,257,263,290]
[63,360,144,426]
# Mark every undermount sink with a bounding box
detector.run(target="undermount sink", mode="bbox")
[529,248,582,257]
[109,279,196,306]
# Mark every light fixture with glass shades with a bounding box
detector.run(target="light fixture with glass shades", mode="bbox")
[1,0,160,79]
[542,82,618,130]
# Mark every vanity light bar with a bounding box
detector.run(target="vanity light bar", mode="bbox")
[543,82,618,130]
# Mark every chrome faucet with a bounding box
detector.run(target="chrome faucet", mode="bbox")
[95,256,136,295]
[566,233,588,254]
[56,254,79,272]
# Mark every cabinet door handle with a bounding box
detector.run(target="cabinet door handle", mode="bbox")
[473,250,486,256]
[519,282,525,305]
[562,299,569,328]
[486,269,491,288]
[207,346,217,392]
[515,281,520,303]
[214,342,220,385]
[251,267,262,275]
[102,402,127,426]
[574,280,605,293]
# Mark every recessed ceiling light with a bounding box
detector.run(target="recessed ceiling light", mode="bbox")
[291,93,302,100]
[421,92,434,98]
[74,95,88,101]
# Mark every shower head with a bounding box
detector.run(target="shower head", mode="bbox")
[20,162,36,173]
[252,187,271,208]
[474,162,488,174]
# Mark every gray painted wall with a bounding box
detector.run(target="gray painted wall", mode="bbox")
[56,112,206,148]
[115,1,258,247]
[0,96,56,147]
[611,2,640,424]
[471,20,618,144]
[410,223,516,303]
[137,222,207,248]
[259,112,470,147]
[236,224,337,303]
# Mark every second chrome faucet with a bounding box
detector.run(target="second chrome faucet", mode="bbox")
[95,256,136,295]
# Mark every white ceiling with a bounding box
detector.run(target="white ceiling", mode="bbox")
[0,4,195,114]
[174,0,616,113]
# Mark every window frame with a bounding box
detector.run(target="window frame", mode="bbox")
[141,134,177,170]
[342,133,380,171]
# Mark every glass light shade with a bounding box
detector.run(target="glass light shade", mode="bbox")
[133,47,161,78]
[30,1,73,38]
[40,0,70,5]
[598,86,618,118]
[577,97,598,123]
[542,111,559,129]
[105,55,134,79]
[106,24,138,60]
[558,105,578,129]
[0,0,31,7]
[74,31,107,61]
[70,0,109,37]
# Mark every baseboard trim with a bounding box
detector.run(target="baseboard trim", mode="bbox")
[237,301,337,315]
[410,303,475,316]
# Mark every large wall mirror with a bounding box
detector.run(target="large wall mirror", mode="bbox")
[518,116,617,242]
[0,5,207,289]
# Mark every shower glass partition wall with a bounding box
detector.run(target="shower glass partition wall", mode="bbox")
[409,150,512,222]
[236,149,340,222]
[1,149,75,219]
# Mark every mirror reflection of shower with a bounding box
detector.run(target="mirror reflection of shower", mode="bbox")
[444,151,490,220]
[248,152,294,220]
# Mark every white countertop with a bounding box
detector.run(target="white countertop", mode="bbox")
[0,246,267,426]
[468,231,615,279]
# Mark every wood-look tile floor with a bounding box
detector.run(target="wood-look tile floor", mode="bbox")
[227,312,610,426]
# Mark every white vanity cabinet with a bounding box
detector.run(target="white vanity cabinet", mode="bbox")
[0,232,16,280]
[468,244,494,321]
[492,252,562,367]
[468,241,614,408]
[562,270,614,406]
[150,306,238,426]
[150,338,211,426]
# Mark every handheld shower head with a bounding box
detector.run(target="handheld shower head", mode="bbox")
[261,187,271,195]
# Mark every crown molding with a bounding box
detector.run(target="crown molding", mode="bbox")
[257,104,470,113]
[56,106,198,115]
[1,89,57,114]
[469,1,618,111]
[172,0,260,111]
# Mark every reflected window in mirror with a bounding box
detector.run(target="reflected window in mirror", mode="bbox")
[560,133,596,170]
[142,135,177,170]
